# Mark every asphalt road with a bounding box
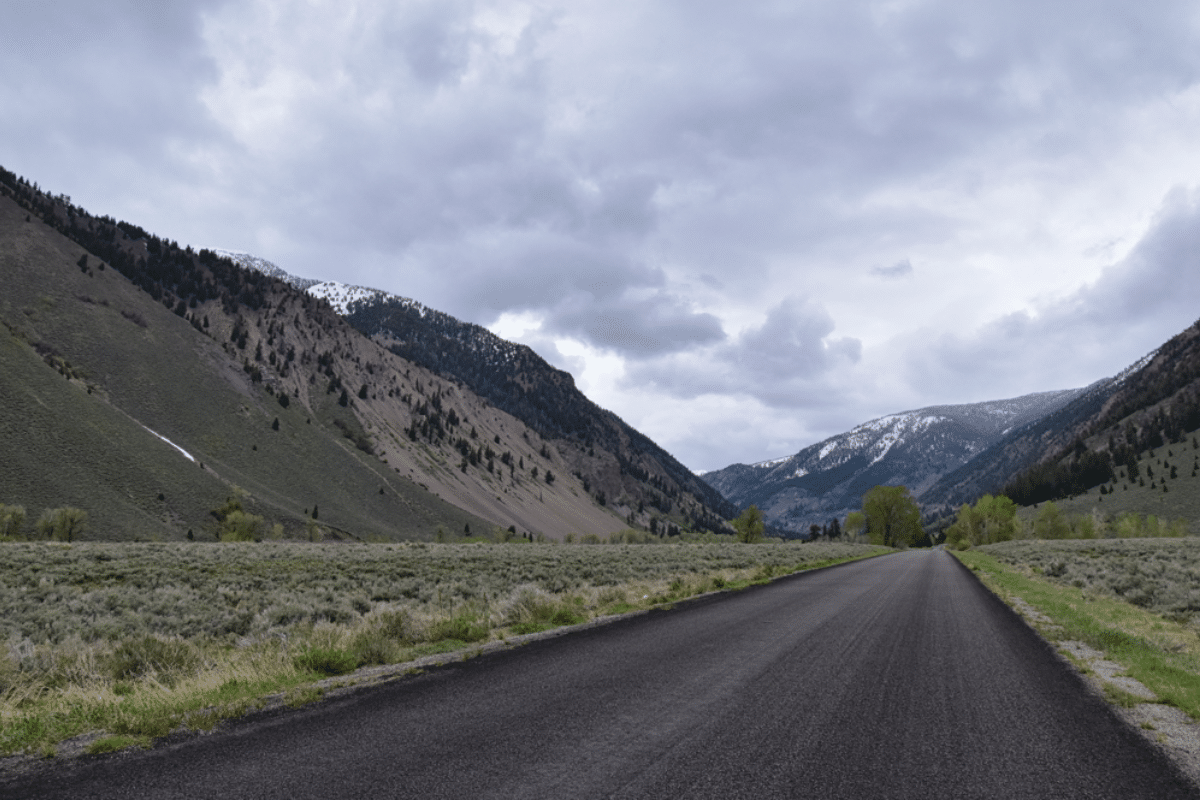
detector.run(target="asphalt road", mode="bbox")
[8,549,1198,799]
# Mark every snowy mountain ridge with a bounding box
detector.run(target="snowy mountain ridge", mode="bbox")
[214,250,434,318]
[703,389,1087,533]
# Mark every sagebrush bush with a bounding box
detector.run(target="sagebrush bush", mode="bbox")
[348,631,400,667]
[426,612,489,643]
[105,636,201,686]
[293,647,358,677]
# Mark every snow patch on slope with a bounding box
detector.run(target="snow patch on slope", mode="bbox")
[211,249,434,320]
[1112,348,1159,387]
[143,426,195,463]
[754,456,791,468]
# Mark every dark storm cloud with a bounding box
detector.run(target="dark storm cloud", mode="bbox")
[547,291,726,358]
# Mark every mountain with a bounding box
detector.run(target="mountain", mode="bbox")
[706,315,1200,534]
[701,390,1086,533]
[217,251,737,533]
[0,167,731,541]
[931,321,1200,511]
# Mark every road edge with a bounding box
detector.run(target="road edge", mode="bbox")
[947,548,1200,790]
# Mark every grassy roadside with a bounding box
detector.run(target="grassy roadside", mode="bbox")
[952,548,1200,720]
[1,544,888,759]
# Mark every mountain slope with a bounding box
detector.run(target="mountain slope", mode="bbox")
[214,252,737,534]
[971,321,1200,509]
[0,180,501,541]
[0,168,729,541]
[701,390,1085,533]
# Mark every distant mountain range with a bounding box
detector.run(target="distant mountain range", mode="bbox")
[701,390,1086,531]
[703,320,1200,534]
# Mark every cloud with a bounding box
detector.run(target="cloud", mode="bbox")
[872,260,914,279]
[624,297,861,407]
[900,186,1200,402]
[6,0,1200,473]
[545,290,726,358]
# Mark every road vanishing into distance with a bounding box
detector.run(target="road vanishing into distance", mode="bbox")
[9,550,1199,799]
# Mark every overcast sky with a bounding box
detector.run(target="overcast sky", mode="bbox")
[5,0,1200,471]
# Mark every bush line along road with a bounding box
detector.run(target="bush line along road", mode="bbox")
[8,550,1198,799]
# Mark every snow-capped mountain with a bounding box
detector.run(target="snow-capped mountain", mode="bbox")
[701,390,1086,532]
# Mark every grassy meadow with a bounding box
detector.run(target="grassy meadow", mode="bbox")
[0,540,884,757]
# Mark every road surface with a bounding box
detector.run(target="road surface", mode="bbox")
[7,549,1197,799]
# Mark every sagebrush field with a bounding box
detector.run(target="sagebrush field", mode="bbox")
[0,540,882,756]
[979,538,1200,622]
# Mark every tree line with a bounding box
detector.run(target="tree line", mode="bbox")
[0,504,89,542]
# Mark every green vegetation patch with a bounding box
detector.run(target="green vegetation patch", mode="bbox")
[955,546,1200,720]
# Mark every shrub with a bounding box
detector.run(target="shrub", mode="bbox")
[219,510,263,542]
[35,507,88,542]
[105,636,201,685]
[426,612,489,643]
[501,585,586,633]
[348,631,399,666]
[369,609,415,643]
[753,564,777,582]
[293,647,358,677]
[0,504,26,541]
[0,651,20,695]
[1032,502,1071,540]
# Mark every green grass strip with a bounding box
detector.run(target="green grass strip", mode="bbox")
[954,549,1200,720]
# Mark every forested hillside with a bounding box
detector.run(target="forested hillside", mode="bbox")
[344,294,738,530]
[999,322,1200,506]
